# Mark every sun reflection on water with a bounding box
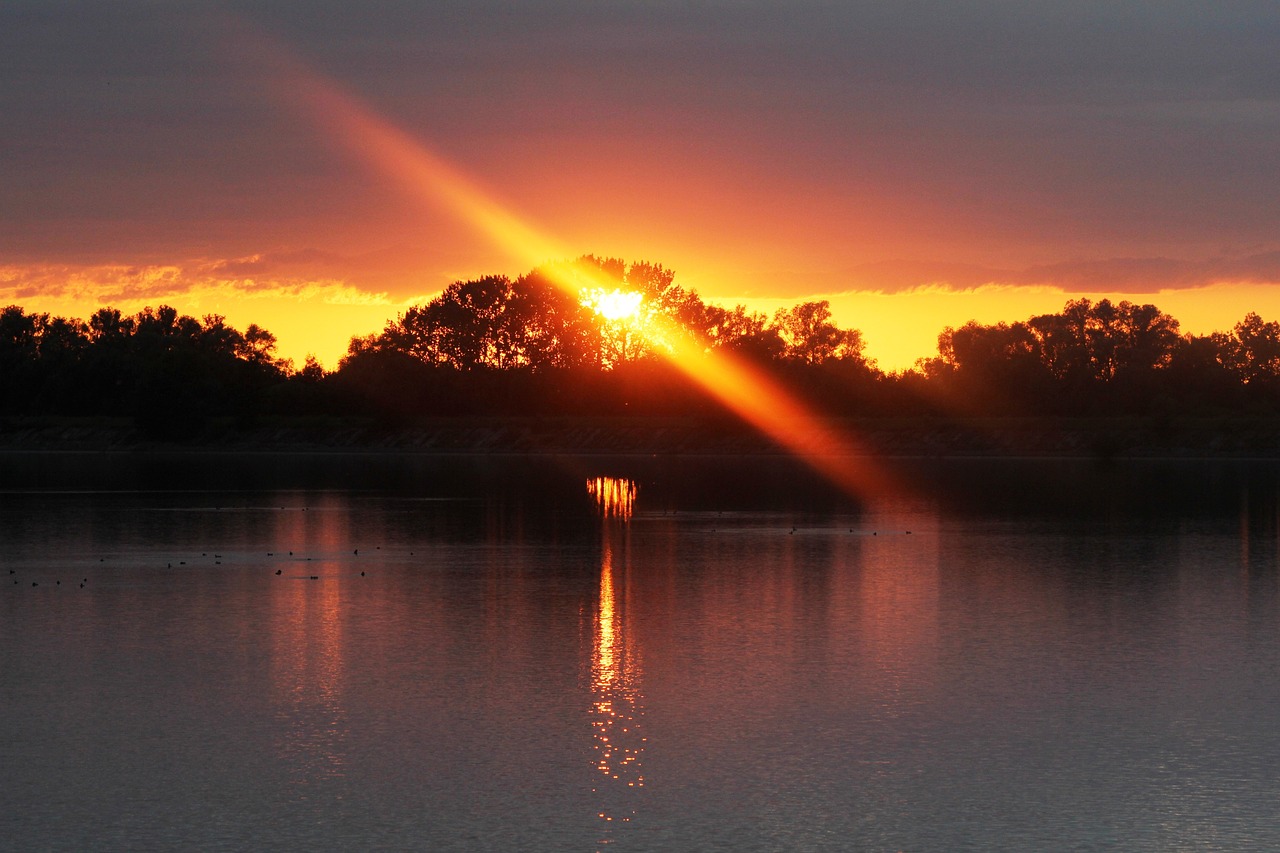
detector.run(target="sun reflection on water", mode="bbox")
[588,476,637,520]
[269,502,350,789]
[588,478,645,847]
[270,573,348,786]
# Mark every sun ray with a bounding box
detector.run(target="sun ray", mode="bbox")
[255,32,898,499]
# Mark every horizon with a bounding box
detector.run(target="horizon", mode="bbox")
[6,271,1280,374]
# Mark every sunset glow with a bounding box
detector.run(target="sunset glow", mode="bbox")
[265,52,898,497]
[588,289,644,322]
[5,5,1280,375]
[8,5,1280,849]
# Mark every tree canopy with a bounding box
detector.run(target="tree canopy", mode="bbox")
[7,260,1280,432]
[0,303,291,435]
[347,257,870,373]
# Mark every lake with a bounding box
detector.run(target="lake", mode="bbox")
[3,452,1280,851]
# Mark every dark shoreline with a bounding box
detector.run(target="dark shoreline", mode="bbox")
[4,414,1280,459]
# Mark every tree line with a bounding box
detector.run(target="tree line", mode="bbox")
[913,298,1280,415]
[0,304,304,436]
[5,256,1280,435]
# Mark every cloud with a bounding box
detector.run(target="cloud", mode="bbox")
[0,257,406,312]
[1018,253,1280,293]
[833,252,1280,295]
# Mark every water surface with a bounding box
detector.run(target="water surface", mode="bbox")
[3,453,1280,850]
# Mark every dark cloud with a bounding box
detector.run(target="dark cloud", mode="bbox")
[3,1,1279,282]
[841,251,1280,294]
[1019,252,1280,293]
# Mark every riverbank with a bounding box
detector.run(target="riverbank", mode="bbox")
[3,414,1280,458]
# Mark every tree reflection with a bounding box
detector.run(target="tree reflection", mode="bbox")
[588,477,645,846]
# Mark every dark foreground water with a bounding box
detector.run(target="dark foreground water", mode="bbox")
[3,452,1280,851]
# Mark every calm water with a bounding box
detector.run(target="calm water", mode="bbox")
[3,452,1280,851]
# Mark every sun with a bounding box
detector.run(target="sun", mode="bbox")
[588,289,644,321]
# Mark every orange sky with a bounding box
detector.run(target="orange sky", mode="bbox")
[3,4,1279,372]
[5,264,1274,374]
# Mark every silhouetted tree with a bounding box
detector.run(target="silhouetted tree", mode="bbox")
[1217,313,1280,386]
[1113,302,1180,374]
[1027,302,1091,384]
[1163,334,1240,413]
[372,271,601,370]
[19,260,1280,430]
[917,299,1185,414]
[0,303,298,425]
[0,306,43,411]
[701,304,784,360]
[926,320,1052,413]
[772,301,867,366]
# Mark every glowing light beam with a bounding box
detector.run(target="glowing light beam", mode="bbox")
[262,35,897,499]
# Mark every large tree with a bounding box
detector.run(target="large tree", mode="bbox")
[772,301,867,366]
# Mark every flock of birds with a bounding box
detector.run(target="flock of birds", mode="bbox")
[8,509,916,591]
[7,545,404,590]
[10,569,88,589]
